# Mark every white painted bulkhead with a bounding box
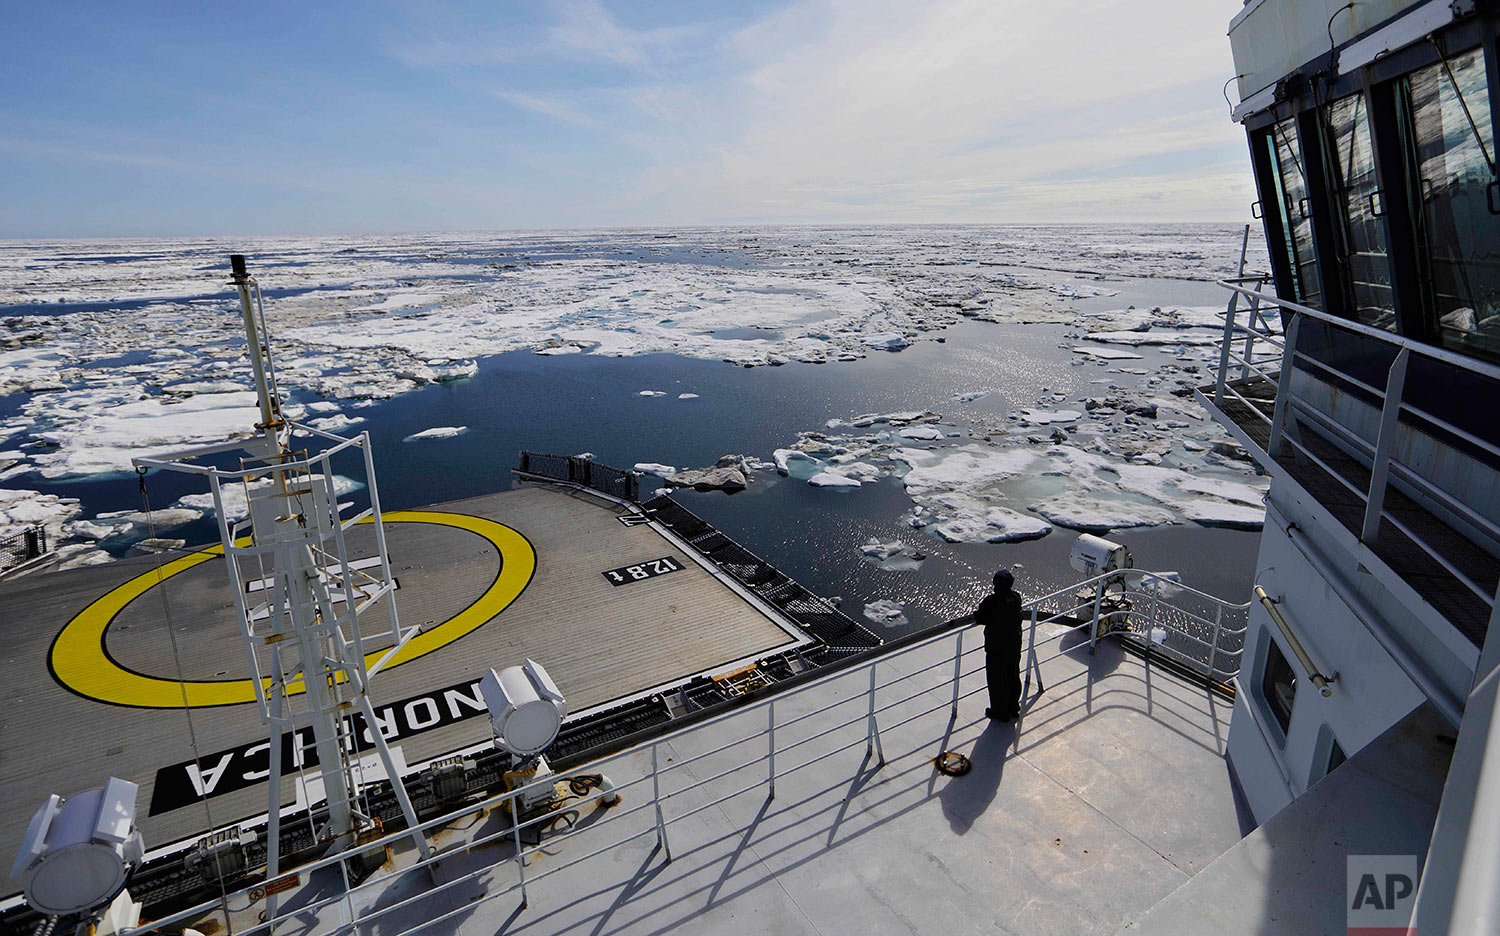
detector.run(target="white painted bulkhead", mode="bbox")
[1228,488,1433,823]
[1228,0,1422,102]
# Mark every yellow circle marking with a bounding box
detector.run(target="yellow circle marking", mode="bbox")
[49,510,535,709]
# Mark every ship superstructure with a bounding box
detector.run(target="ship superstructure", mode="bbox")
[1197,0,1500,930]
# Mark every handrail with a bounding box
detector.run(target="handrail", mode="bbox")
[1254,585,1336,696]
[1216,279,1500,385]
[1206,278,1499,622]
[109,567,1246,936]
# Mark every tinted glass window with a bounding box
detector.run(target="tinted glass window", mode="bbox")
[1261,637,1297,737]
[1271,118,1323,307]
[1327,738,1347,775]
[1327,93,1396,330]
[1405,47,1500,357]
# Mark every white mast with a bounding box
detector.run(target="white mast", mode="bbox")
[134,254,431,889]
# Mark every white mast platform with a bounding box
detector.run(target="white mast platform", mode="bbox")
[131,255,431,888]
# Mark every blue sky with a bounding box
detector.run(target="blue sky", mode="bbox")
[0,1,1253,237]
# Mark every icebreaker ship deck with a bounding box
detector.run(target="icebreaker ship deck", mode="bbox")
[104,615,1257,936]
[0,482,811,861]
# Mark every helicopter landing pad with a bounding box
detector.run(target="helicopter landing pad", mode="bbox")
[0,484,805,862]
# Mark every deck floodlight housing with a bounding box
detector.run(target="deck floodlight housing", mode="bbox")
[480,660,568,757]
[11,778,144,932]
[1070,534,1136,643]
[1069,533,1132,579]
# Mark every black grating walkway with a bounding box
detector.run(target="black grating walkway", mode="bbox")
[1207,376,1498,647]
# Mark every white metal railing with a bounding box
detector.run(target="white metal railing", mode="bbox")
[1207,276,1500,619]
[114,569,1246,936]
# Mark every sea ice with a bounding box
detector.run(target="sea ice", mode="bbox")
[173,474,363,523]
[894,445,1036,495]
[807,471,863,488]
[862,332,910,350]
[931,502,1052,543]
[30,391,261,480]
[403,426,469,441]
[0,488,82,539]
[1016,409,1083,425]
[1029,496,1176,532]
[1176,476,1266,507]
[859,539,925,571]
[1071,347,1144,360]
[897,425,944,441]
[633,463,676,477]
[1181,499,1265,529]
[306,413,366,433]
[772,449,816,474]
[862,599,908,627]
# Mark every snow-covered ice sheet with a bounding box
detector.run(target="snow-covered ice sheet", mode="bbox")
[0,224,1266,558]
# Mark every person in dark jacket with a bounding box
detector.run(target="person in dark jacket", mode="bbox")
[975,568,1023,721]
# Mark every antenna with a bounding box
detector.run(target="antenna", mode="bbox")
[132,256,432,896]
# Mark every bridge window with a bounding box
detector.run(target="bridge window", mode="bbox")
[1268,118,1322,307]
[1326,92,1396,330]
[1403,46,1500,358]
[1260,637,1297,738]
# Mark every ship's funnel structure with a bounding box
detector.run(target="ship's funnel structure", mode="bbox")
[131,256,431,891]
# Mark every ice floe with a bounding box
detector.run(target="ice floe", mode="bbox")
[896,424,945,441]
[1029,497,1177,532]
[173,474,363,523]
[862,599,908,627]
[807,471,863,488]
[633,462,676,477]
[403,426,468,441]
[31,391,261,480]
[665,456,752,492]
[859,539,926,571]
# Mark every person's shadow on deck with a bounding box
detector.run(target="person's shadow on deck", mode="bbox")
[939,720,1016,834]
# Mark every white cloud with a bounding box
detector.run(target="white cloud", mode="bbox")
[548,0,698,70]
[383,0,1252,226]
[638,0,1251,222]
[494,89,602,129]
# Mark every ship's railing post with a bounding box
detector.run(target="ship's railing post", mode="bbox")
[338,848,356,931]
[1267,313,1302,458]
[767,700,776,800]
[1088,579,1107,654]
[1146,574,1161,646]
[949,630,963,719]
[1240,291,1262,382]
[865,663,885,766]
[1209,604,1225,681]
[1362,347,1410,546]
[510,795,528,909]
[652,743,671,863]
[1215,289,1241,406]
[1023,605,1042,698]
